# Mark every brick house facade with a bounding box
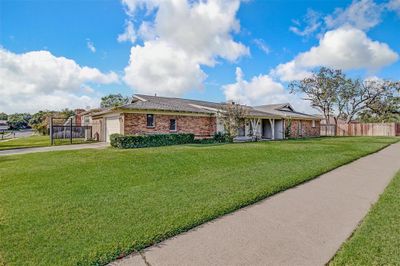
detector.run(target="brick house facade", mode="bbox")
[287,119,320,138]
[124,113,216,138]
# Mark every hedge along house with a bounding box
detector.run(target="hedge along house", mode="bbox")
[87,94,320,143]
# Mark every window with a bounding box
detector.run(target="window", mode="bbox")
[312,120,316,128]
[169,119,177,131]
[146,114,154,127]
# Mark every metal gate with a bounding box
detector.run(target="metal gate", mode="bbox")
[49,117,93,145]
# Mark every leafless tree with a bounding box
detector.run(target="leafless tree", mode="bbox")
[218,102,249,139]
[289,67,346,126]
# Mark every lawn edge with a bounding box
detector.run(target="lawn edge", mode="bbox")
[101,139,399,266]
[327,169,400,265]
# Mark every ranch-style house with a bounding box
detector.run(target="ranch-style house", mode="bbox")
[82,94,320,142]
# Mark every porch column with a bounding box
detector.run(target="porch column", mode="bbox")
[250,118,261,138]
[269,118,275,140]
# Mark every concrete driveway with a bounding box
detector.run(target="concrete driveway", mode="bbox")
[112,142,400,266]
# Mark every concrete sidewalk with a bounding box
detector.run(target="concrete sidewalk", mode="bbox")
[112,142,400,266]
[0,142,108,156]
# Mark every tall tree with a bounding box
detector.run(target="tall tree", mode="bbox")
[358,81,400,122]
[60,108,76,119]
[0,112,8,120]
[100,94,130,108]
[29,110,57,135]
[337,79,400,123]
[289,67,346,125]
[7,113,32,130]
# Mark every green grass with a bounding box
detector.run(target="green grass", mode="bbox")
[0,137,398,266]
[0,135,91,150]
[330,170,400,266]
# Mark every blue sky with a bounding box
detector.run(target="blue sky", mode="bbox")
[1,0,399,113]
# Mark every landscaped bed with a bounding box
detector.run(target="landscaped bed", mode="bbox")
[0,135,91,151]
[330,170,400,265]
[0,137,398,265]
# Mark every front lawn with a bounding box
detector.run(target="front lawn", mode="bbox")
[330,170,400,265]
[0,137,398,265]
[0,135,90,150]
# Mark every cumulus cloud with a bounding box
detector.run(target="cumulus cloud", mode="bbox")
[0,92,100,114]
[121,0,248,96]
[0,48,118,113]
[223,67,285,105]
[124,41,206,96]
[273,26,398,81]
[222,67,314,112]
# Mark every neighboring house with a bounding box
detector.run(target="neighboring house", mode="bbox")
[87,94,320,143]
[63,109,87,126]
[0,120,8,131]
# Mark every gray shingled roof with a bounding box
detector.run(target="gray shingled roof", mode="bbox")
[131,94,280,117]
[254,104,319,120]
[92,94,318,119]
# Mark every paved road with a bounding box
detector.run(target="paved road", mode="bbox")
[13,129,34,138]
[0,129,34,140]
[112,142,400,266]
[0,142,108,156]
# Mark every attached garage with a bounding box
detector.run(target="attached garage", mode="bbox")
[105,116,121,143]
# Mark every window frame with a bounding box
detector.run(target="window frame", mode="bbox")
[169,118,177,131]
[146,114,155,128]
[312,120,316,128]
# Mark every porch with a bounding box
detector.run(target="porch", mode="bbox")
[237,118,285,140]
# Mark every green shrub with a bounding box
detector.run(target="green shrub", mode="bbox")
[110,133,195,149]
[213,132,232,143]
[193,138,216,144]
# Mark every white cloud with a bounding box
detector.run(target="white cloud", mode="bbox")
[222,67,315,113]
[117,20,137,43]
[290,0,384,38]
[0,92,100,114]
[387,0,400,15]
[273,26,399,81]
[223,67,285,105]
[253,39,270,54]
[137,21,156,41]
[272,61,312,82]
[289,9,322,37]
[124,41,206,96]
[121,0,160,16]
[86,39,96,53]
[121,0,248,96]
[324,0,383,31]
[0,48,118,113]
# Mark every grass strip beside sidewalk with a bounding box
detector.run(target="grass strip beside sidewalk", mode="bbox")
[330,170,400,265]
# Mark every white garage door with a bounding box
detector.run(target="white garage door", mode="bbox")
[105,117,120,143]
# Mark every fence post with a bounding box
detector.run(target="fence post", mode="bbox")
[50,117,54,145]
[70,118,73,144]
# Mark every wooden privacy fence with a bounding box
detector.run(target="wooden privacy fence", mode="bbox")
[321,123,400,136]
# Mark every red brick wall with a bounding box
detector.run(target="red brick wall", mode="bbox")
[124,113,216,138]
[286,119,320,138]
